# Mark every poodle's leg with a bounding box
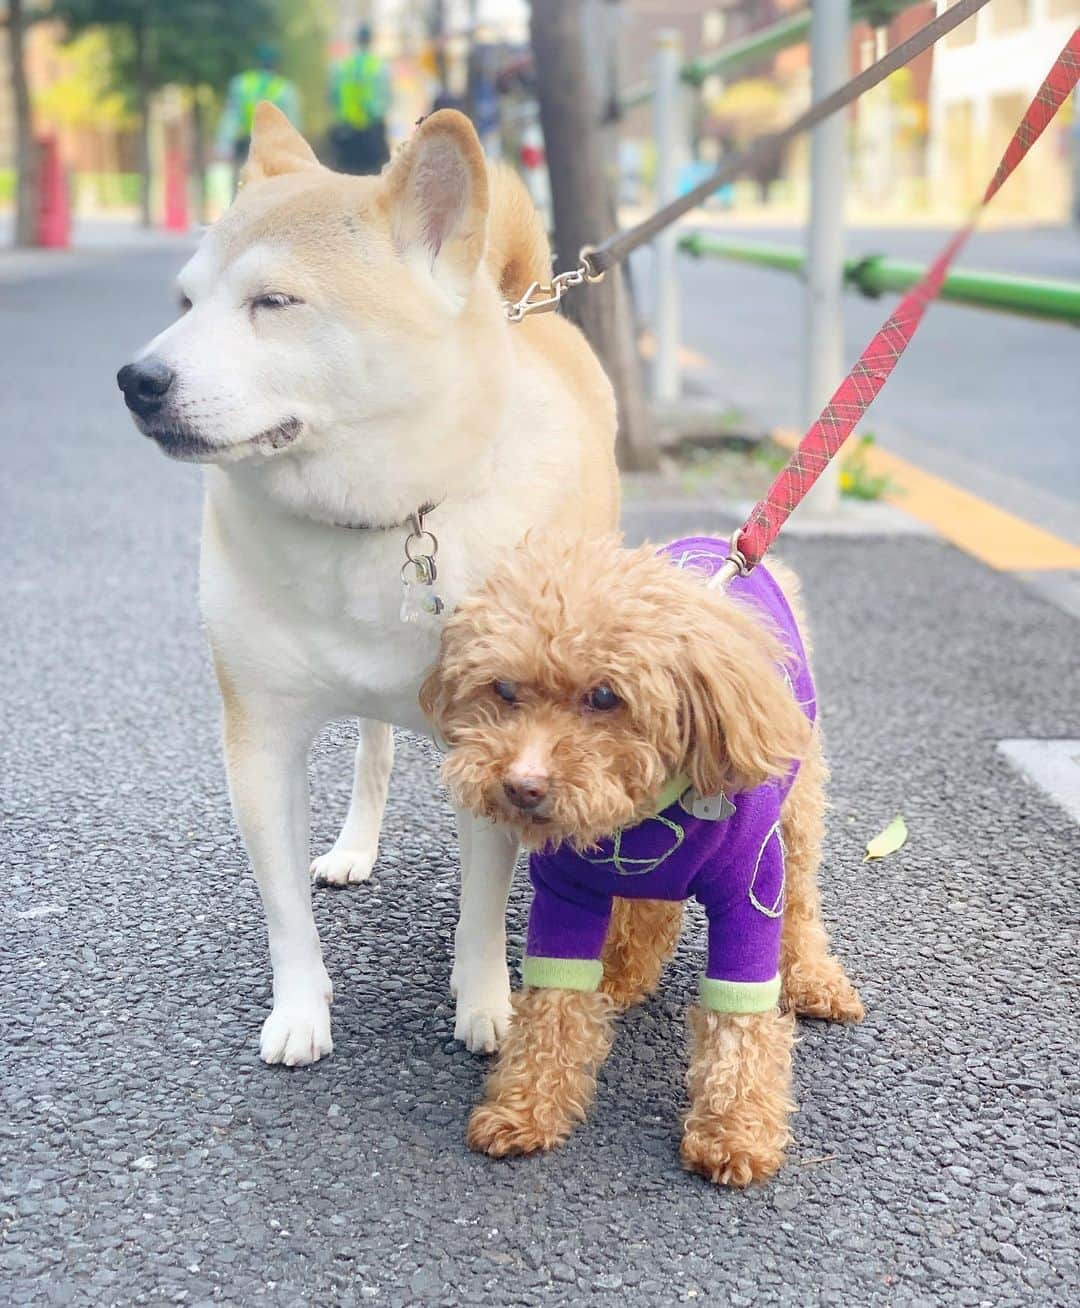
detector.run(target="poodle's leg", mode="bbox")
[599,898,683,1009]
[467,988,616,1157]
[681,1007,796,1187]
[779,732,864,1022]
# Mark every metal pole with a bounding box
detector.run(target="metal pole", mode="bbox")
[652,28,682,406]
[801,0,850,514]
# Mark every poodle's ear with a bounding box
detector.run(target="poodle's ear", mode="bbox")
[418,656,452,737]
[668,582,812,797]
[242,102,320,184]
[382,109,489,309]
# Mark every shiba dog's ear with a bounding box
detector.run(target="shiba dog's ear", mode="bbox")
[242,102,321,184]
[383,109,490,309]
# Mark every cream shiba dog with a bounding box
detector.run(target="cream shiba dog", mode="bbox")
[117,104,621,1064]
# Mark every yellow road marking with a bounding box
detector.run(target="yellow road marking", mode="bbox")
[773,429,1080,572]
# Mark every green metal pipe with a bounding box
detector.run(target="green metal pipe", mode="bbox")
[623,1,919,108]
[678,233,1080,325]
[680,11,813,87]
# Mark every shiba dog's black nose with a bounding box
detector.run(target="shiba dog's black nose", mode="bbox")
[117,358,175,417]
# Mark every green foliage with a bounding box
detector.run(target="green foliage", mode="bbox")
[839,432,893,501]
[50,0,277,98]
[274,0,332,137]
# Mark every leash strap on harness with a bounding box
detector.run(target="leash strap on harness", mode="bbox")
[713,25,1080,587]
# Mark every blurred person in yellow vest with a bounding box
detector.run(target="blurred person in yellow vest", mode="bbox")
[217,44,301,190]
[328,24,392,175]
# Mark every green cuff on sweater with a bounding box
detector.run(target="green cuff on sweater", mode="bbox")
[699,974,781,1014]
[522,955,604,992]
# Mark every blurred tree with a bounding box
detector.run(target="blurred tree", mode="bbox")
[5,0,40,246]
[49,0,275,225]
[274,0,331,142]
[529,0,656,470]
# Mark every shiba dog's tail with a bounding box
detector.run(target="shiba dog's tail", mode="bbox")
[485,163,552,301]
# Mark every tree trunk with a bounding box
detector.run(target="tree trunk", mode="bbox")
[529,0,656,471]
[191,94,208,226]
[134,16,152,228]
[9,0,38,247]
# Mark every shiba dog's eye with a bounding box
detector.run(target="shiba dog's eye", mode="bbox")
[493,680,518,704]
[584,684,620,712]
[253,293,302,311]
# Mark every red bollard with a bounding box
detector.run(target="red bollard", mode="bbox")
[162,149,189,232]
[36,136,70,249]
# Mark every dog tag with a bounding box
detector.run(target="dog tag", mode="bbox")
[688,791,735,822]
[400,573,445,627]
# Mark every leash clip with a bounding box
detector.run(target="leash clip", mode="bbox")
[709,530,752,590]
[503,248,606,323]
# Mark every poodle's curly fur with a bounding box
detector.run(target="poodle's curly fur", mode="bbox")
[422,534,863,1185]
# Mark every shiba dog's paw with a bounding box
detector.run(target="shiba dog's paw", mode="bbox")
[259,971,334,1066]
[453,999,511,1055]
[310,845,377,887]
[451,958,512,1054]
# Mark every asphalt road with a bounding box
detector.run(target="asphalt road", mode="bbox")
[640,223,1080,545]
[2,242,1078,1306]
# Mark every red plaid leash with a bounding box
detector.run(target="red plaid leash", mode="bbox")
[719,27,1080,584]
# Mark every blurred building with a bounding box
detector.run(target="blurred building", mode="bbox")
[928,0,1079,219]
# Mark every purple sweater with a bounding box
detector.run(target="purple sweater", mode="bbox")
[522,537,815,1014]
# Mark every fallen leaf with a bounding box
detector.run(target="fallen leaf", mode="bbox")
[864,813,907,862]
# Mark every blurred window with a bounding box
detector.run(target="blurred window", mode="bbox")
[989,0,1030,32]
[703,10,726,46]
[1046,0,1080,19]
[944,0,977,47]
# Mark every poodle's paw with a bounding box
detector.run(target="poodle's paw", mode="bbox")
[467,1102,563,1157]
[681,1128,784,1188]
[310,844,378,887]
[782,959,864,1023]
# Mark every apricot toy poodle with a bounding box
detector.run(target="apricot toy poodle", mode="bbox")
[420,533,863,1186]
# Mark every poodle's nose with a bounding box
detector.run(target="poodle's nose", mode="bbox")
[503,772,548,811]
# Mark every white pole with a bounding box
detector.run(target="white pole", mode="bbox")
[801,0,850,514]
[652,28,682,406]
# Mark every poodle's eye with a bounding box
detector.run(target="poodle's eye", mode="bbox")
[584,684,620,712]
[493,680,519,704]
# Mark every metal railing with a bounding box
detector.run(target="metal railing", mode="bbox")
[620,1,921,111]
[678,234,1080,325]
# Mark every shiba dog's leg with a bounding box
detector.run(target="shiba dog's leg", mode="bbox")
[222,690,333,1066]
[779,731,864,1023]
[311,718,393,887]
[451,810,516,1053]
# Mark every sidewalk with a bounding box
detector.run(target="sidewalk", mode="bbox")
[0,214,195,282]
[1,228,1076,1308]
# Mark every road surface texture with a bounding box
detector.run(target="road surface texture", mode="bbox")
[639,223,1079,546]
[2,241,1077,1306]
